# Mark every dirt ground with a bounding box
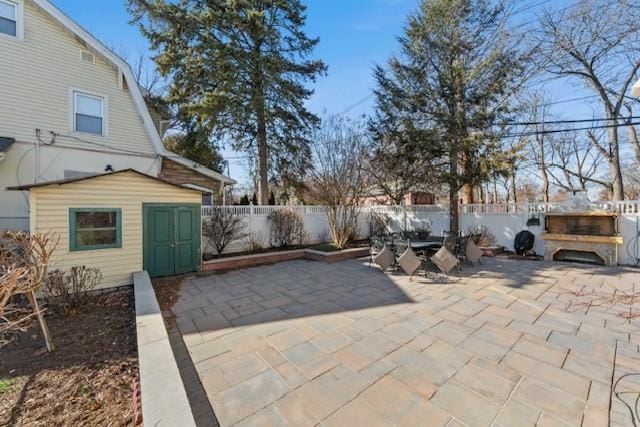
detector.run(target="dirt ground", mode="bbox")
[0,290,139,427]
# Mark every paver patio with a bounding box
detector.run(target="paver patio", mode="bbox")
[161,258,640,426]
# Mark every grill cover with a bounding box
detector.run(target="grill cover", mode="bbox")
[514,230,535,255]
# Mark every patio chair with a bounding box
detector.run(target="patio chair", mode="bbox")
[466,238,483,267]
[368,236,385,267]
[430,246,459,274]
[373,244,395,272]
[455,235,472,267]
[443,235,457,253]
[397,245,424,280]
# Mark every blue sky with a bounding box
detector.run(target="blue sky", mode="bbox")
[51,0,600,188]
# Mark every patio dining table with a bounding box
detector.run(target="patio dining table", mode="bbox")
[409,240,442,250]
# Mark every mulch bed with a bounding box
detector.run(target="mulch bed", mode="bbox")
[0,290,139,427]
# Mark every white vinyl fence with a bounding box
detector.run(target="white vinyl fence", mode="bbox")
[202,202,640,266]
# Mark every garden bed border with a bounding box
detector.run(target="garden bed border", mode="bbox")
[133,271,196,427]
[202,247,370,272]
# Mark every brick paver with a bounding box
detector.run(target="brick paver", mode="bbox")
[162,258,640,426]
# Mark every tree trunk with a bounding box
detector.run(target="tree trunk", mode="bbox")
[628,124,640,164]
[257,112,269,205]
[492,176,498,203]
[511,170,517,204]
[607,123,624,201]
[449,146,459,235]
[539,142,550,202]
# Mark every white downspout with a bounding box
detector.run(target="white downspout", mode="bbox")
[35,129,40,183]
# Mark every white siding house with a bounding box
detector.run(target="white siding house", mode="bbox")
[0,0,233,230]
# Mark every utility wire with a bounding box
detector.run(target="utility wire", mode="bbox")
[501,120,640,138]
[506,115,640,127]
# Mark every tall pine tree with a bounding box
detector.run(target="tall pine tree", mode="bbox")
[370,0,529,233]
[129,0,327,204]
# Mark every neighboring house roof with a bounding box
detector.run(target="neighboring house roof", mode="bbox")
[0,137,15,152]
[164,155,235,184]
[7,168,204,193]
[33,0,234,185]
[633,78,640,97]
[181,183,215,194]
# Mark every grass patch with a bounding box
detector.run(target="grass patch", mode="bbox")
[0,378,14,394]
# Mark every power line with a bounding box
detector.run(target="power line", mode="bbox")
[502,120,640,138]
[506,115,640,127]
[337,93,374,116]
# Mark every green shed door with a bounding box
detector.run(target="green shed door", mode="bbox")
[143,204,200,277]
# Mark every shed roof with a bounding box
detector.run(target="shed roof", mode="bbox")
[6,169,204,193]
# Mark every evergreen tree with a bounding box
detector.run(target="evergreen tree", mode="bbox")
[370,0,529,233]
[164,126,225,172]
[129,0,327,204]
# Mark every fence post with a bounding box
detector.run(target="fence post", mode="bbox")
[249,202,254,238]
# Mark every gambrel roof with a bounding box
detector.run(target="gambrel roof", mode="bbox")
[33,0,235,184]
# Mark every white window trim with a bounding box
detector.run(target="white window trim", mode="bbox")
[68,88,108,137]
[0,0,24,41]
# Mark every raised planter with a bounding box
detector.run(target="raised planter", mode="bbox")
[479,245,504,257]
[202,247,369,272]
[304,247,370,262]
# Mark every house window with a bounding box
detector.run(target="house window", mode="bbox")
[202,193,213,206]
[69,208,122,251]
[74,92,104,136]
[0,0,18,38]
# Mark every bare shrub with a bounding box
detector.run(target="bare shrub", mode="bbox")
[306,116,367,249]
[466,225,496,247]
[248,232,267,253]
[268,208,305,248]
[203,208,248,256]
[0,231,58,350]
[44,266,103,317]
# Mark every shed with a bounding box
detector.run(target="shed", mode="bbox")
[8,169,202,289]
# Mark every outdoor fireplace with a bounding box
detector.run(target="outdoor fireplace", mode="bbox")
[541,211,622,267]
[540,191,622,266]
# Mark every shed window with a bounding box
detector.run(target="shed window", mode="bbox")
[69,208,121,251]
[0,0,17,37]
[74,92,104,135]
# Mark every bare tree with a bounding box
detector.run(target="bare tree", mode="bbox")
[203,209,248,256]
[538,0,640,200]
[546,130,608,194]
[305,116,367,249]
[524,95,553,202]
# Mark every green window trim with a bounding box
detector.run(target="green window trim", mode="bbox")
[69,208,122,252]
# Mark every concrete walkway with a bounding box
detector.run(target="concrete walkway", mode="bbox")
[164,258,640,426]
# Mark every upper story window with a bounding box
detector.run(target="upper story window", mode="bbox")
[74,91,104,136]
[0,0,19,38]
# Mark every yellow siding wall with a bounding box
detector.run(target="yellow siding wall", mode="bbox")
[0,0,156,155]
[31,171,201,289]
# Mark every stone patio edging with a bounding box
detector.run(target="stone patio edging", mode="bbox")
[202,246,369,272]
[133,271,196,427]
